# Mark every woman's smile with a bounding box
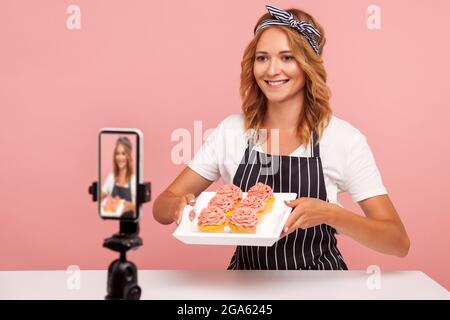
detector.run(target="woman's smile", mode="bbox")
[265,79,290,88]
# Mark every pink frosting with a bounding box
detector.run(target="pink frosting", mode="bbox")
[216,184,243,202]
[230,207,258,227]
[208,194,235,212]
[247,182,273,201]
[197,206,226,226]
[240,195,265,211]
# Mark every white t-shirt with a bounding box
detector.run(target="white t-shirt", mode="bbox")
[102,173,137,203]
[188,113,387,206]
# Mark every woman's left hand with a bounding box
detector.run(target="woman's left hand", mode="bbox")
[281,198,336,237]
[122,201,135,213]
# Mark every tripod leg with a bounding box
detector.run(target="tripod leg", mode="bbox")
[105,259,140,300]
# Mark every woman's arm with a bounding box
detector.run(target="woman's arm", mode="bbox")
[123,201,136,213]
[153,167,214,225]
[328,195,410,257]
[283,194,410,257]
[100,173,113,201]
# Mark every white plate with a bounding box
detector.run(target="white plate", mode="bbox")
[173,192,297,246]
[100,198,124,218]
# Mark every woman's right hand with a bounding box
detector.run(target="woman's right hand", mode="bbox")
[153,167,213,225]
[173,193,196,225]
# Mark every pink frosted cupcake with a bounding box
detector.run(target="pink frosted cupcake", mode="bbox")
[197,206,226,233]
[229,207,259,234]
[239,195,266,222]
[247,182,275,214]
[216,184,243,205]
[208,194,236,219]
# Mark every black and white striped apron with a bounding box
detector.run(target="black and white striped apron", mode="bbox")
[112,183,134,219]
[227,131,347,270]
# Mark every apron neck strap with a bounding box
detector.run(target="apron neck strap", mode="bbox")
[246,129,321,157]
[310,130,320,157]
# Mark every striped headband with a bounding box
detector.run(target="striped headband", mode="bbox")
[117,136,132,150]
[254,5,321,55]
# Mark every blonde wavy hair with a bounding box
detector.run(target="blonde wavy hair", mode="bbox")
[241,8,332,148]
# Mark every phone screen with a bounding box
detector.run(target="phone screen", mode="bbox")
[99,132,138,220]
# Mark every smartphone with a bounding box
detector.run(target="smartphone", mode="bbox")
[98,128,143,221]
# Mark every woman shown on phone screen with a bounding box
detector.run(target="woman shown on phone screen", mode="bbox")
[101,136,137,219]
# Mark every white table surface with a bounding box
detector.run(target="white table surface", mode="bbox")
[0,270,448,300]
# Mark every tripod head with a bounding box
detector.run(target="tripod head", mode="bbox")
[103,221,142,253]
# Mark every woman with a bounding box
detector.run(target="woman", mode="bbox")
[153,5,410,269]
[101,136,137,218]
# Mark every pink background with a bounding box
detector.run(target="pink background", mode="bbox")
[0,0,449,290]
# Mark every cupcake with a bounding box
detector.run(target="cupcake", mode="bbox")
[229,207,259,234]
[103,200,113,212]
[197,206,226,233]
[239,195,266,222]
[216,184,243,206]
[103,196,120,212]
[247,182,275,214]
[208,194,236,219]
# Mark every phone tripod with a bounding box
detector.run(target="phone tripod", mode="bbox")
[89,181,151,300]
